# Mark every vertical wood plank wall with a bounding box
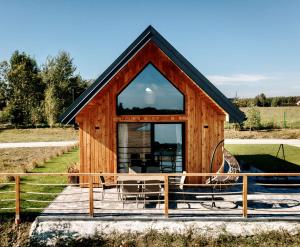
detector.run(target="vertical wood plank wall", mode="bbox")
[76,41,226,184]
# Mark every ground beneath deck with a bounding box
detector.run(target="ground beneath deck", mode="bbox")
[30,179,300,244]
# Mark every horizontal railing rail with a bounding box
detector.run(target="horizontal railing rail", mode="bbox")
[1,172,300,224]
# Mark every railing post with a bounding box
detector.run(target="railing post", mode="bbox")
[242,175,248,218]
[89,176,94,217]
[15,175,20,224]
[164,175,169,217]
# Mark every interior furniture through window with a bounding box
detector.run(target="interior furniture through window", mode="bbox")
[118,123,184,173]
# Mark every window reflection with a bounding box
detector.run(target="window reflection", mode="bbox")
[117,64,184,115]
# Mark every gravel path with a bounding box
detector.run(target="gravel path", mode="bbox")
[1,139,298,149]
[225,139,300,147]
[0,140,78,149]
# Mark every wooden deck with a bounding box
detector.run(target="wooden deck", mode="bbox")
[42,180,300,219]
[1,172,300,223]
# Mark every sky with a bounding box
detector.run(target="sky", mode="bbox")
[1,0,300,98]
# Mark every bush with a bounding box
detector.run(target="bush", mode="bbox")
[0,108,10,124]
[244,106,261,130]
[67,162,79,184]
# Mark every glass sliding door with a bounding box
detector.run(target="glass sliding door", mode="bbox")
[117,123,184,173]
[154,124,183,173]
[118,123,151,173]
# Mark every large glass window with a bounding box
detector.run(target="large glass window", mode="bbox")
[118,123,184,173]
[117,64,184,115]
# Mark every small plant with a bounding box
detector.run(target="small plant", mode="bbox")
[29,160,39,170]
[67,162,79,185]
[6,175,15,182]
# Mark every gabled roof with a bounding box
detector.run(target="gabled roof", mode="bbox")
[60,25,245,124]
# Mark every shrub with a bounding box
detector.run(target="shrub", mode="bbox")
[67,162,79,184]
[0,108,10,124]
[244,106,261,130]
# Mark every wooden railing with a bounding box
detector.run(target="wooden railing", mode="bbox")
[1,172,300,224]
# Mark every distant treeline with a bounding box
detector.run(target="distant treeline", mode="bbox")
[232,93,300,107]
[0,51,90,127]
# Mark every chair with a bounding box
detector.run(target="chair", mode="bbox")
[121,180,140,208]
[170,171,187,205]
[160,154,177,173]
[99,175,107,200]
[142,180,162,208]
[130,153,143,172]
[206,140,241,208]
[146,166,160,173]
[145,153,161,172]
[206,149,241,189]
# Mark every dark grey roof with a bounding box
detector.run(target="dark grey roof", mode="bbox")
[60,25,245,124]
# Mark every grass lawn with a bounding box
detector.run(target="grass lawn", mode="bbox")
[0,127,78,142]
[0,147,79,214]
[226,144,300,172]
[0,147,79,246]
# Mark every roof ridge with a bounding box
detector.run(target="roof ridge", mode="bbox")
[60,26,245,124]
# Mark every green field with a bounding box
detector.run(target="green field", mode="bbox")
[0,127,78,143]
[241,106,300,129]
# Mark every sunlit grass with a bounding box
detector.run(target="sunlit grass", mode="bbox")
[226,144,300,172]
[0,148,79,213]
[0,127,78,142]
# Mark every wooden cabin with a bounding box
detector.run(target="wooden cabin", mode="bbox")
[60,26,245,184]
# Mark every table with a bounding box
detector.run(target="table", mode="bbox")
[117,175,165,183]
[116,175,165,201]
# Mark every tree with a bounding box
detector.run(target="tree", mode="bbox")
[254,93,267,106]
[7,51,45,125]
[271,97,281,107]
[41,51,88,125]
[244,106,261,130]
[0,61,9,110]
[44,85,59,127]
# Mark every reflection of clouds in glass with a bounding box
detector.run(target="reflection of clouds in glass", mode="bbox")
[118,64,183,110]
[145,87,155,105]
[155,124,182,144]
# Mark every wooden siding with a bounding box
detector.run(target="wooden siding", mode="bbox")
[76,41,226,184]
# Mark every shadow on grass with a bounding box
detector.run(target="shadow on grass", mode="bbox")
[0,212,39,223]
[236,154,300,173]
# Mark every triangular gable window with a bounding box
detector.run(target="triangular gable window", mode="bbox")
[117,64,184,115]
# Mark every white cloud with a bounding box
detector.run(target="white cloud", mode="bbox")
[207,74,270,85]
